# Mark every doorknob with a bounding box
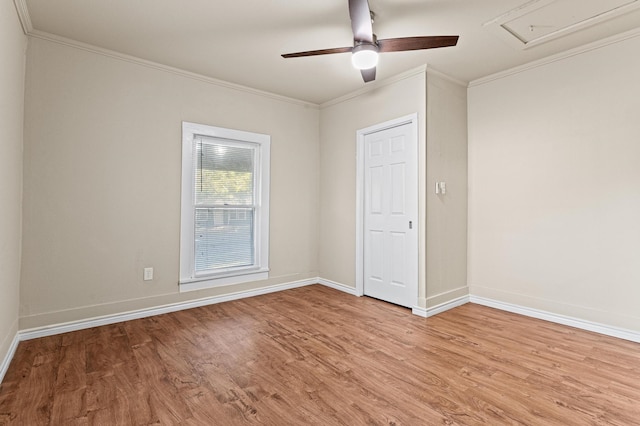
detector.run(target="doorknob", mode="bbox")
[409,221,413,229]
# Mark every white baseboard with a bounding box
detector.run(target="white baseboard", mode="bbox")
[19,278,318,341]
[10,278,639,380]
[470,295,640,344]
[17,277,357,343]
[411,293,640,343]
[317,278,359,296]
[412,295,470,318]
[0,332,20,384]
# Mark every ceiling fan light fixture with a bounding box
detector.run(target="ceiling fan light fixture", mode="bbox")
[351,43,379,70]
[281,0,459,83]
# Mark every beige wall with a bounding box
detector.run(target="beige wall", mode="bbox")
[468,35,640,331]
[0,2,26,368]
[20,37,320,329]
[425,72,468,308]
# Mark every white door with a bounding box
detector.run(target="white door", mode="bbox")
[363,121,418,308]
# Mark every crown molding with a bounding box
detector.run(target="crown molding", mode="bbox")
[319,63,468,108]
[12,0,463,105]
[320,64,429,108]
[426,65,468,87]
[13,0,32,34]
[23,28,319,109]
[469,26,640,87]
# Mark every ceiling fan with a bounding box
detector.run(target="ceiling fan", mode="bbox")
[281,0,459,83]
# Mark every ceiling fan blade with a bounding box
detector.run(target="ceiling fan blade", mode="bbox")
[361,67,376,83]
[282,46,353,58]
[349,0,374,43]
[377,36,459,53]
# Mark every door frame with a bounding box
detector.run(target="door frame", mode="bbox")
[355,113,419,304]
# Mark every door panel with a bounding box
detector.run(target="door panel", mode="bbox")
[390,163,406,214]
[369,230,384,280]
[370,166,383,214]
[390,231,406,286]
[363,122,418,307]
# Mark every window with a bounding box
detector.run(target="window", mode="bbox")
[180,122,270,292]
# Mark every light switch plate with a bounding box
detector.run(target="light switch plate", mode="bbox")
[143,267,153,281]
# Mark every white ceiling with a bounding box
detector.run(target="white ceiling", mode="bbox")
[20,0,640,104]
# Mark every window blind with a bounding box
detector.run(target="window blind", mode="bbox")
[193,137,256,273]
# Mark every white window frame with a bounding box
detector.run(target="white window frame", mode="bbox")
[179,121,270,292]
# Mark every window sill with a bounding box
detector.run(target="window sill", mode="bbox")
[179,269,269,293]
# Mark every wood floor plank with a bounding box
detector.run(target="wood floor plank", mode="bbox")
[50,340,87,424]
[1,285,640,425]
[11,349,58,425]
[130,340,194,423]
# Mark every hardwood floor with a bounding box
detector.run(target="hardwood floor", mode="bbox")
[1,285,639,425]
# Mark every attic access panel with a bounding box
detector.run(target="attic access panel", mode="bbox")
[485,0,640,49]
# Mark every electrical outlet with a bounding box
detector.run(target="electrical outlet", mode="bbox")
[143,267,154,281]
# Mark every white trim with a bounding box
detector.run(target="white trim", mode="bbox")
[19,279,317,341]
[425,65,468,88]
[12,0,32,34]
[355,138,365,297]
[411,306,428,317]
[319,66,467,107]
[0,332,20,384]
[15,10,448,107]
[25,29,318,109]
[180,271,269,293]
[16,278,351,342]
[9,279,639,359]
[321,65,428,108]
[4,279,355,381]
[317,278,359,296]
[470,295,640,344]
[412,295,471,318]
[470,26,640,87]
[355,114,419,305]
[179,122,270,291]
